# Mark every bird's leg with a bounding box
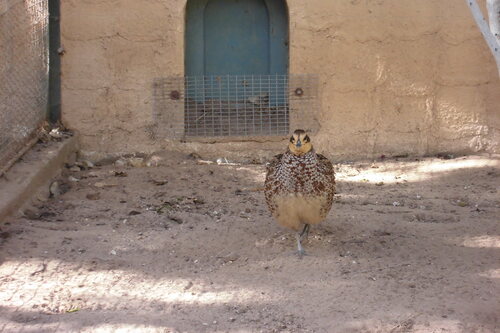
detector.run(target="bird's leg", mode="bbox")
[296,232,306,258]
[299,223,310,241]
[294,223,310,258]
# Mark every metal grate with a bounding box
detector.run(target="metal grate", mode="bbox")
[0,0,49,173]
[152,74,319,139]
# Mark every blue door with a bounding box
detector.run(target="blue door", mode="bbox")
[185,0,288,77]
[184,0,289,136]
[205,0,269,75]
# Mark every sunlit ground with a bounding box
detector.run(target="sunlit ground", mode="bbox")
[0,154,498,332]
[339,156,499,184]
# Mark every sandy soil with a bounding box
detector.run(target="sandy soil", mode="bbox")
[0,148,499,332]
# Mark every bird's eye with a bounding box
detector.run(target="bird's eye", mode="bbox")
[304,135,310,143]
[289,136,295,143]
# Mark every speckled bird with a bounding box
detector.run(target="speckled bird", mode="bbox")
[264,129,336,257]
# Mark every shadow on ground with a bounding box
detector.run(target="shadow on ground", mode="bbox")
[0,153,498,332]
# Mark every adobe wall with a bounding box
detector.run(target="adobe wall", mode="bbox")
[61,0,500,161]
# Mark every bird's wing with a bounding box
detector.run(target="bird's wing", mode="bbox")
[316,154,335,181]
[264,153,284,213]
[266,153,283,175]
[317,153,336,215]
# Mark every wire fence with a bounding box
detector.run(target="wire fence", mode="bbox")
[0,0,49,174]
[151,74,319,140]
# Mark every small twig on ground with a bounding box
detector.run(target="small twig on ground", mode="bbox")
[389,314,420,333]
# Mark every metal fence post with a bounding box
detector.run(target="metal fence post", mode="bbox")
[48,0,61,123]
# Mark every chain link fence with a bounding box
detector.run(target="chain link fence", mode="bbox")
[0,0,49,174]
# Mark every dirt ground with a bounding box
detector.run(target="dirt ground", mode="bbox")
[0,147,499,332]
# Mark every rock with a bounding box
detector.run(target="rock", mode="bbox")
[68,176,79,182]
[128,157,145,168]
[35,186,51,202]
[193,197,205,205]
[146,155,162,167]
[69,165,81,172]
[75,160,94,170]
[168,214,183,224]
[219,253,240,263]
[49,128,63,139]
[188,152,202,159]
[49,181,61,197]
[114,158,127,167]
[82,160,94,168]
[24,208,41,220]
[150,179,168,186]
[86,192,100,200]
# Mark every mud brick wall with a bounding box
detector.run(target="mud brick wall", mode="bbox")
[61,0,500,161]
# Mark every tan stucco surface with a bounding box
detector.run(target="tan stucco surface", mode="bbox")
[61,0,500,161]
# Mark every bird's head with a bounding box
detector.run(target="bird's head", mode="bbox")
[288,129,313,156]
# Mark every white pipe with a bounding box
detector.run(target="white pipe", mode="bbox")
[467,0,500,76]
[487,0,500,40]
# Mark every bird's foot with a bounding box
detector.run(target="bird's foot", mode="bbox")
[286,249,308,258]
[295,234,308,259]
[299,224,310,241]
[295,248,308,259]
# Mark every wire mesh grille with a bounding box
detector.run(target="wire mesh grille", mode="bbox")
[152,74,319,139]
[0,0,49,171]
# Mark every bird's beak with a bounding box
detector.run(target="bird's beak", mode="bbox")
[296,140,302,148]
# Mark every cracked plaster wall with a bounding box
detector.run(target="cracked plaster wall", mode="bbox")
[61,0,500,161]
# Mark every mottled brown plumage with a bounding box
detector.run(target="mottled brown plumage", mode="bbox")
[264,130,336,256]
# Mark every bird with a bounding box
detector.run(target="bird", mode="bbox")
[264,129,336,257]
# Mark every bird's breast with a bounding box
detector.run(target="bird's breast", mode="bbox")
[273,193,329,230]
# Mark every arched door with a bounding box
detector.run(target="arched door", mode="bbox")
[185,0,288,76]
[184,0,289,136]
